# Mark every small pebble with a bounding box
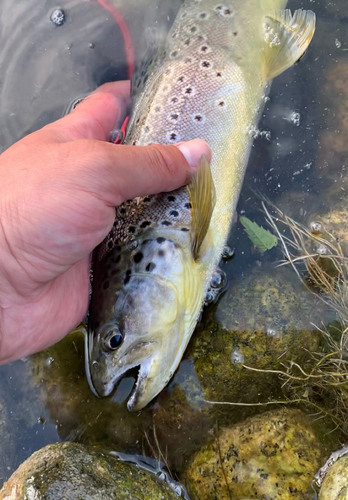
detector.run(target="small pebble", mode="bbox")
[50,8,65,26]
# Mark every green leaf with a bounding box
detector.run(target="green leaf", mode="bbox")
[240,216,278,253]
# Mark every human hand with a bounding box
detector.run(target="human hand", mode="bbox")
[0,81,210,364]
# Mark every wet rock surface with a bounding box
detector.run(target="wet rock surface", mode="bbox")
[0,442,180,500]
[319,453,348,500]
[185,408,322,500]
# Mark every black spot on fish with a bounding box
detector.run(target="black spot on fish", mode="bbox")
[171,97,179,104]
[144,197,151,202]
[169,132,177,141]
[233,32,238,36]
[219,101,225,106]
[103,281,110,290]
[201,46,208,52]
[162,221,172,226]
[171,51,178,58]
[124,270,132,285]
[201,61,210,68]
[146,262,156,272]
[128,226,136,234]
[158,250,165,257]
[223,8,232,15]
[181,227,189,232]
[185,202,192,209]
[190,26,197,33]
[185,87,193,94]
[132,140,137,145]
[134,252,143,263]
[177,76,184,82]
[157,237,165,244]
[215,5,223,11]
[168,195,176,201]
[216,72,222,77]
[184,39,190,46]
[170,113,179,121]
[199,12,207,18]
[170,210,179,217]
[107,241,113,249]
[140,221,151,228]
[194,114,203,122]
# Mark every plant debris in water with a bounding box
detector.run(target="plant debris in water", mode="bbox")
[259,201,348,437]
[240,215,278,253]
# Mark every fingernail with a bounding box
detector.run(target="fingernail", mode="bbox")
[176,139,211,169]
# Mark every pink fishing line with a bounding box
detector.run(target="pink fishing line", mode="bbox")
[95,0,135,79]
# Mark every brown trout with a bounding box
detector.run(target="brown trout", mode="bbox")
[86,0,315,411]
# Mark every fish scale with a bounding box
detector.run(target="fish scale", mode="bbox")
[87,0,316,411]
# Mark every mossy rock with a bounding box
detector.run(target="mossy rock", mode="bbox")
[0,442,180,500]
[319,453,348,500]
[185,408,322,500]
[187,267,325,403]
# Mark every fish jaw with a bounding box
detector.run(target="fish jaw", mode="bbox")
[87,237,205,410]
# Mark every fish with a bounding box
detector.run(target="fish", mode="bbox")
[86,0,316,411]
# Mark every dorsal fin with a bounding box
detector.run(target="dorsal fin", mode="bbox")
[188,155,216,260]
[263,9,316,80]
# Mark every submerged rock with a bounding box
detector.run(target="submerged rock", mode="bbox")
[185,408,321,500]
[0,442,180,500]
[187,266,325,405]
[318,451,348,500]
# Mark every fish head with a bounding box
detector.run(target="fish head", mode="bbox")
[87,236,201,411]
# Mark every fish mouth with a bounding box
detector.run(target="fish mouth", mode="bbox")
[84,332,153,411]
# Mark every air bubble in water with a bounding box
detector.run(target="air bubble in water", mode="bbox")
[231,348,244,364]
[316,244,329,255]
[309,221,323,234]
[50,8,65,26]
[222,245,235,261]
[335,39,342,49]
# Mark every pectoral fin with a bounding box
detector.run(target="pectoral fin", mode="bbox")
[188,155,216,260]
[263,9,316,80]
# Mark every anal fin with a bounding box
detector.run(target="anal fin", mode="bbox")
[263,9,316,80]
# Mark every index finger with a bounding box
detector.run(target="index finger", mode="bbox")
[43,81,131,142]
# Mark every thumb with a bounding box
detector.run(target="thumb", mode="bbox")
[74,138,212,206]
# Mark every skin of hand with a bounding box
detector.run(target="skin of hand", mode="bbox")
[0,81,211,364]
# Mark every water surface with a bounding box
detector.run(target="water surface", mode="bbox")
[0,0,347,490]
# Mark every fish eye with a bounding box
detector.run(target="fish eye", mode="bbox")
[102,326,124,351]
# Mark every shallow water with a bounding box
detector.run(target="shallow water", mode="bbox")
[0,0,347,493]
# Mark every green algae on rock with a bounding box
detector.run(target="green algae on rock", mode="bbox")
[187,266,325,405]
[185,408,321,500]
[0,442,180,500]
